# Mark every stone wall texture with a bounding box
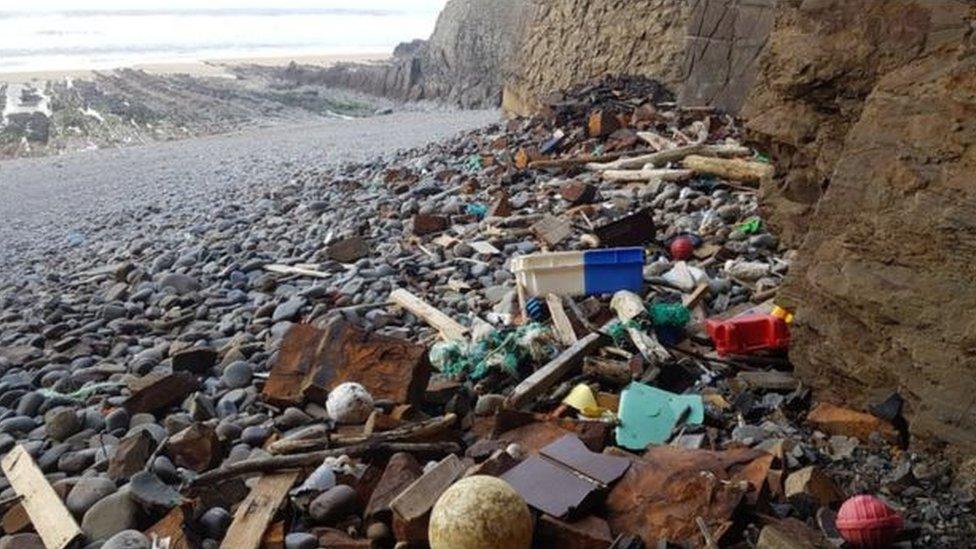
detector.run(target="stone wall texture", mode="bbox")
[753,0,976,451]
[502,0,691,116]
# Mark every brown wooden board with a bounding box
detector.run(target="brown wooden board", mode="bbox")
[220,471,299,549]
[0,445,82,549]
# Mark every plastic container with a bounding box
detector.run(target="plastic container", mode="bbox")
[583,248,645,295]
[705,313,789,355]
[511,247,645,297]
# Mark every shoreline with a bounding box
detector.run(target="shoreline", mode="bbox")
[0,52,389,84]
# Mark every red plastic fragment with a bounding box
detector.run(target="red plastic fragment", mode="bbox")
[835,495,903,548]
[705,313,790,356]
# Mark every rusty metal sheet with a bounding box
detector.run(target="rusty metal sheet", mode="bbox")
[605,446,766,545]
[500,455,604,519]
[540,435,630,486]
[262,320,430,407]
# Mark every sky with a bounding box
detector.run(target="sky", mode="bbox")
[4,1,448,13]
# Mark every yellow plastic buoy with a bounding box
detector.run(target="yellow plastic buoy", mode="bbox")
[429,475,533,549]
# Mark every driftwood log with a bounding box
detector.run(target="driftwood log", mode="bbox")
[267,413,458,455]
[527,148,657,170]
[681,155,774,184]
[190,441,461,486]
[587,144,752,171]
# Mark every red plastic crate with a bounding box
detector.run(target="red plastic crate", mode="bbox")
[705,313,790,355]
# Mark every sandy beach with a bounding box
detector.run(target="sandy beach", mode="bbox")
[0,52,390,84]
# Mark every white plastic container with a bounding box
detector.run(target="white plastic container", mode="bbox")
[511,250,586,297]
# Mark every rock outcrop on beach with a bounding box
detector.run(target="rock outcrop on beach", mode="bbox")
[0,67,386,159]
[745,0,976,452]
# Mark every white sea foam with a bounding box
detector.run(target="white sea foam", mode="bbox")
[0,2,444,74]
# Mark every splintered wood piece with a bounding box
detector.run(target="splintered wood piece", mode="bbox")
[505,333,602,409]
[0,445,82,549]
[390,289,469,341]
[547,294,578,346]
[531,215,572,247]
[220,471,299,549]
[683,282,710,308]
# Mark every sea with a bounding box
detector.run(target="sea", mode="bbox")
[0,1,445,74]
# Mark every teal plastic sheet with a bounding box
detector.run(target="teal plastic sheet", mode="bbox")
[615,381,704,450]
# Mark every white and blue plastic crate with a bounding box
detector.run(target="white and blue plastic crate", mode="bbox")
[511,247,645,297]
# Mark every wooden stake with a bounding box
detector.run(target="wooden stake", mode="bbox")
[601,169,693,183]
[0,446,82,549]
[266,414,458,455]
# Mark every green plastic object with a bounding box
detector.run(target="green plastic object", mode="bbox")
[736,216,762,234]
[615,381,704,450]
[648,303,691,327]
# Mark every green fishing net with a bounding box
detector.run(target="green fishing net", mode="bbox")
[429,323,556,381]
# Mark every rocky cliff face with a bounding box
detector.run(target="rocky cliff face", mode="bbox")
[741,0,972,246]
[747,0,976,451]
[502,0,691,116]
[291,0,533,108]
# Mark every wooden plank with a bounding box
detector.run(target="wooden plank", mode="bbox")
[546,294,578,346]
[220,471,299,549]
[390,454,466,543]
[389,289,469,341]
[264,264,330,279]
[0,445,82,549]
[530,215,572,247]
[505,333,602,409]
